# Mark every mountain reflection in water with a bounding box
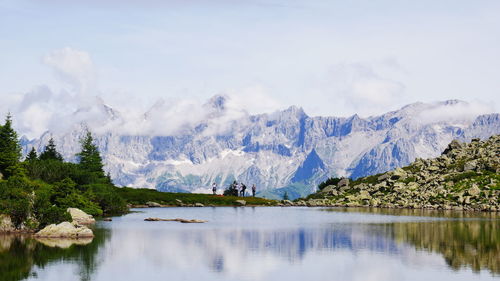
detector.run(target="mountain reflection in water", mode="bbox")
[0,208,498,281]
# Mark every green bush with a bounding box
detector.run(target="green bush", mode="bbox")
[33,184,71,228]
[51,179,103,217]
[318,177,342,191]
[0,176,33,228]
[84,184,127,215]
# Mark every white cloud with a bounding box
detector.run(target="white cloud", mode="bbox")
[43,47,97,95]
[416,100,495,125]
[326,62,406,117]
[222,86,284,115]
[3,48,496,140]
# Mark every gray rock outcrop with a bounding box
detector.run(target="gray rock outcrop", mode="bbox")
[35,222,94,238]
[67,208,95,225]
[312,135,500,212]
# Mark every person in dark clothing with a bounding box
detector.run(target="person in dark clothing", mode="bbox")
[240,184,247,197]
[252,184,256,197]
[212,182,217,195]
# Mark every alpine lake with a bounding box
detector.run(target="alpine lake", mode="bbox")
[1,207,498,281]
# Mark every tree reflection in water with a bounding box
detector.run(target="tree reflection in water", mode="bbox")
[0,228,109,281]
[390,219,499,274]
[322,208,499,275]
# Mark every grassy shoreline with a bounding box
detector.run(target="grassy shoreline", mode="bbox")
[116,187,277,207]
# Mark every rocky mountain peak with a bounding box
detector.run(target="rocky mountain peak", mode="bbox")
[205,95,228,112]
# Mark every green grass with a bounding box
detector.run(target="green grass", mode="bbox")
[116,187,277,206]
[400,176,417,184]
[449,171,500,192]
[445,171,479,182]
[351,173,383,186]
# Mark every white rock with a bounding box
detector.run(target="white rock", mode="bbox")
[146,202,161,207]
[235,200,246,206]
[0,214,15,232]
[67,208,96,225]
[35,222,94,238]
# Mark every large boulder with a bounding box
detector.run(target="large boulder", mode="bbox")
[35,222,94,238]
[467,184,481,197]
[359,190,371,200]
[235,200,246,206]
[321,185,336,194]
[0,214,15,233]
[442,140,463,155]
[67,208,95,225]
[377,173,391,181]
[146,201,162,207]
[337,178,350,188]
[391,168,407,180]
[463,160,478,172]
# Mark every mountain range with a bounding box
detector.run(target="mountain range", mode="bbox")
[20,97,500,199]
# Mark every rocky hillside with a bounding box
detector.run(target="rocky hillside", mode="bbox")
[20,98,500,198]
[300,135,499,211]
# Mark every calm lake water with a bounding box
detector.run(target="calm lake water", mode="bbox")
[1,207,499,281]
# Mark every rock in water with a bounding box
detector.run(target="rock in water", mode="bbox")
[35,222,94,238]
[144,217,207,223]
[194,203,205,207]
[67,208,96,225]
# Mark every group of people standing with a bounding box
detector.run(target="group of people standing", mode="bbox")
[212,181,256,197]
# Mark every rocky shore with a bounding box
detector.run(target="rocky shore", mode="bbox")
[130,199,252,208]
[34,208,95,238]
[292,136,499,212]
[1,208,96,238]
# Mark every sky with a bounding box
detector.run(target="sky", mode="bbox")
[0,0,499,137]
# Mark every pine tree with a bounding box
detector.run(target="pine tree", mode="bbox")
[39,138,63,161]
[283,191,289,201]
[25,147,38,162]
[0,114,22,178]
[77,130,104,176]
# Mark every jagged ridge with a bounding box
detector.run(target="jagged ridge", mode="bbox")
[20,98,500,198]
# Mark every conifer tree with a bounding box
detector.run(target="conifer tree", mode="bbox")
[0,114,22,178]
[25,147,38,162]
[77,130,105,177]
[39,138,63,161]
[283,191,289,201]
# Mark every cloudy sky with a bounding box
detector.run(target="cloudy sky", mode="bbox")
[0,0,499,136]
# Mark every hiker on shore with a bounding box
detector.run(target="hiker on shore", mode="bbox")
[252,184,256,197]
[237,182,242,197]
[240,183,247,197]
[212,182,217,195]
